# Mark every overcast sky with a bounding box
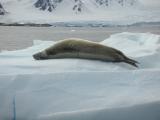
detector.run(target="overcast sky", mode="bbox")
[139,0,160,8]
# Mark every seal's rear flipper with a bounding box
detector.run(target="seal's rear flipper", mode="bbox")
[127,58,139,64]
[124,59,139,68]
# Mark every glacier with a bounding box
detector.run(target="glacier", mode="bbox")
[0,32,160,120]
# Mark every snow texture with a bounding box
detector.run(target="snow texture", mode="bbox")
[0,32,160,120]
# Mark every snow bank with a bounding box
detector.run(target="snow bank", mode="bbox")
[0,32,160,120]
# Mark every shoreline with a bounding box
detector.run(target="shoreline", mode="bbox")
[0,23,52,27]
[0,21,160,27]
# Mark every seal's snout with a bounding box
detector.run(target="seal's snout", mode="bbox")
[33,53,41,60]
[33,52,48,60]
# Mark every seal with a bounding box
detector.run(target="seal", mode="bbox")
[33,38,139,67]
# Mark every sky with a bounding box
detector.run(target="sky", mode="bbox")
[139,0,160,8]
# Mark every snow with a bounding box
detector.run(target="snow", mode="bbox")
[0,0,160,25]
[0,32,160,120]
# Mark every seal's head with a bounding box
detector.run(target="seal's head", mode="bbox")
[33,51,48,60]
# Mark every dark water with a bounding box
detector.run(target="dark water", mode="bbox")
[0,25,160,51]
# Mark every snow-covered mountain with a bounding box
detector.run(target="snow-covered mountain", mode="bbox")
[34,0,89,13]
[34,0,138,13]
[0,0,160,24]
[0,2,6,15]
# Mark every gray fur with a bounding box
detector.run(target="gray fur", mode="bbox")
[33,38,138,67]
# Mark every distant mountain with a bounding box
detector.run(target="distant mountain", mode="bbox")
[0,3,6,15]
[34,0,138,13]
